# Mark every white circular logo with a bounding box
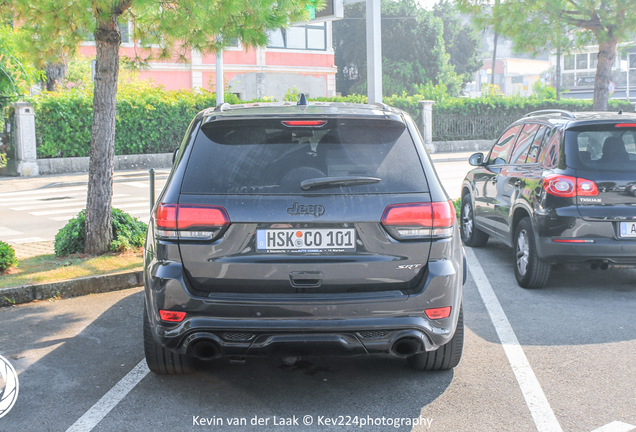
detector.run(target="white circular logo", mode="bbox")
[0,355,19,419]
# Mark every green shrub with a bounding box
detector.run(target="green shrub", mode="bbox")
[0,241,18,271]
[29,81,635,156]
[54,208,148,256]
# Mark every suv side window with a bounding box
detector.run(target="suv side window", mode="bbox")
[488,124,521,165]
[525,126,548,164]
[538,128,562,168]
[509,123,542,164]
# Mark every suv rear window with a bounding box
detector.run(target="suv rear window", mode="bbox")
[566,124,636,171]
[181,118,428,194]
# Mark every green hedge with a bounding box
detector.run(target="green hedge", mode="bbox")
[30,85,635,158]
[30,85,243,158]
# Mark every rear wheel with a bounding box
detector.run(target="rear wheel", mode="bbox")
[514,217,551,289]
[143,304,194,375]
[407,305,464,371]
[460,193,488,247]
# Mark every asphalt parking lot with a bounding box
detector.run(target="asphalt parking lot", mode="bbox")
[1,241,634,432]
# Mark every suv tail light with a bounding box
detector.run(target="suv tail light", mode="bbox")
[155,203,230,240]
[381,201,455,240]
[543,175,598,198]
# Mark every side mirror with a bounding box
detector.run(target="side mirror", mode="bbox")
[172,148,180,164]
[469,152,484,166]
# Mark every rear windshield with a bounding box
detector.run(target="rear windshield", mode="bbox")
[565,124,636,171]
[181,118,428,194]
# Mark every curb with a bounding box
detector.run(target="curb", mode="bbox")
[0,270,143,308]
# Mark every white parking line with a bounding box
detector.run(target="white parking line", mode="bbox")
[590,421,636,432]
[6,237,47,244]
[0,227,22,236]
[65,359,150,432]
[465,247,563,432]
[0,186,87,198]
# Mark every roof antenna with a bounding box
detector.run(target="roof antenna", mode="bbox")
[618,109,623,115]
[297,93,308,106]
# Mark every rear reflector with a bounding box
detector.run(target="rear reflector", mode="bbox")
[281,120,327,127]
[155,203,230,240]
[159,310,186,322]
[381,201,455,239]
[552,239,595,243]
[425,307,451,320]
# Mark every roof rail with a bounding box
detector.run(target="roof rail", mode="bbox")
[370,102,390,110]
[214,103,231,112]
[524,109,576,119]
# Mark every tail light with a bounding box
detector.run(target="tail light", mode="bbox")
[543,175,598,198]
[155,203,230,240]
[381,201,455,240]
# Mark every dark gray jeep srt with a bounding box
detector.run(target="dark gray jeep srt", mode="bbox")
[143,98,465,374]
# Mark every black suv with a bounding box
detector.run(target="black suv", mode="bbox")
[143,99,466,374]
[461,109,636,288]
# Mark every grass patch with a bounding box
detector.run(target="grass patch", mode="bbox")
[0,248,143,289]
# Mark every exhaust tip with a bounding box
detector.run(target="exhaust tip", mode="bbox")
[391,337,422,357]
[600,263,609,271]
[590,262,599,270]
[189,340,221,361]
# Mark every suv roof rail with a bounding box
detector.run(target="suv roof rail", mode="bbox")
[524,109,576,119]
[370,102,390,110]
[214,103,231,112]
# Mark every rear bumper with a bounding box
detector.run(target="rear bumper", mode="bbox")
[143,252,463,358]
[536,237,636,263]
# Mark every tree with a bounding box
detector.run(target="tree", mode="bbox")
[333,0,478,97]
[9,0,314,254]
[432,0,482,80]
[457,0,636,110]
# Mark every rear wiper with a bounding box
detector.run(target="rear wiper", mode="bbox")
[300,176,381,190]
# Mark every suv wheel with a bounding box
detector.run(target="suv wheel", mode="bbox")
[407,305,464,371]
[514,218,551,289]
[460,193,488,247]
[144,305,194,375]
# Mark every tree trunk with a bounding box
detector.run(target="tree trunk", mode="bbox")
[84,18,121,254]
[490,32,498,86]
[593,38,618,111]
[45,62,68,91]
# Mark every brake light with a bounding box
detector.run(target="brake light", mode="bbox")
[615,123,636,127]
[281,120,327,127]
[543,175,598,197]
[425,307,451,320]
[154,203,230,240]
[159,310,186,322]
[381,201,455,239]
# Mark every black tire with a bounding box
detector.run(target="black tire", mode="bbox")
[407,305,464,371]
[460,193,489,247]
[143,304,194,375]
[513,217,551,289]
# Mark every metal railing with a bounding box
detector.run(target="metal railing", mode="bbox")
[432,114,521,141]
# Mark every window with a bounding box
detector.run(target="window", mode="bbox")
[510,124,542,164]
[488,125,521,165]
[538,128,562,168]
[576,53,588,70]
[267,23,326,51]
[526,126,548,164]
[566,125,636,171]
[564,55,575,70]
[590,53,598,69]
[181,119,428,195]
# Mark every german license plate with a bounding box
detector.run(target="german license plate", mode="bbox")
[256,228,356,253]
[619,222,636,238]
